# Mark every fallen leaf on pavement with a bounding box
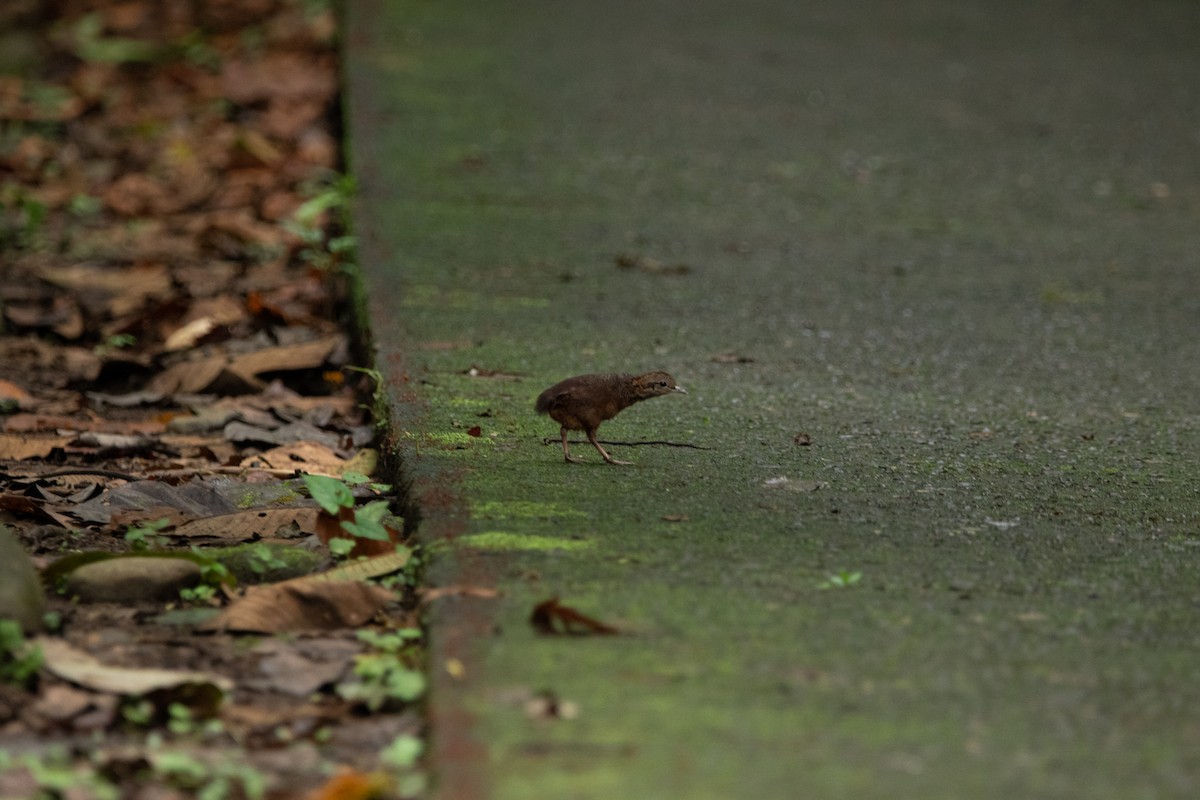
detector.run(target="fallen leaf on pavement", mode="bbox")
[530,597,619,636]
[420,585,500,603]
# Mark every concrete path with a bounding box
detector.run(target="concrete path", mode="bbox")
[345,1,1200,797]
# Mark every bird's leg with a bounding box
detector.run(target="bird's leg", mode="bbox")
[561,427,584,464]
[588,428,631,465]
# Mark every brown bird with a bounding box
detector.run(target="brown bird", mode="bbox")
[535,371,687,465]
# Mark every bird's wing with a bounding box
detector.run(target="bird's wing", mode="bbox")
[545,388,576,412]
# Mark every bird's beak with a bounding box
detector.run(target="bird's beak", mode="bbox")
[673,385,688,394]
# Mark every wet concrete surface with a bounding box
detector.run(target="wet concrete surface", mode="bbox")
[345,1,1200,797]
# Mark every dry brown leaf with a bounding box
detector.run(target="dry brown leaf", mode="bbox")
[30,684,103,724]
[200,580,396,634]
[0,379,34,408]
[530,597,619,636]
[226,335,346,378]
[0,432,74,460]
[1,413,65,435]
[711,351,755,364]
[103,173,170,216]
[421,585,500,603]
[311,550,411,583]
[196,208,292,251]
[614,253,692,275]
[251,646,353,697]
[148,355,252,395]
[220,53,337,105]
[306,771,391,800]
[243,441,349,475]
[170,507,319,543]
[37,636,234,694]
[162,317,217,351]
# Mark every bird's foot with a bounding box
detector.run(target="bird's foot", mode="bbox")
[564,454,585,464]
[604,457,633,466]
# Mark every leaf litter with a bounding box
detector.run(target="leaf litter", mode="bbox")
[0,2,424,797]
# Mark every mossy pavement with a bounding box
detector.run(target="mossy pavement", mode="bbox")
[345,1,1200,797]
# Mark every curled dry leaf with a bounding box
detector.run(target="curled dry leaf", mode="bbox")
[37,636,234,695]
[530,597,619,636]
[162,317,217,351]
[170,507,320,544]
[0,379,35,408]
[199,579,396,634]
[614,253,692,275]
[420,585,500,603]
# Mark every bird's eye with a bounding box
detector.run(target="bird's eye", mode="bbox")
[658,381,667,387]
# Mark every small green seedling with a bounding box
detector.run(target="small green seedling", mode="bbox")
[0,620,42,686]
[336,628,426,711]
[178,560,231,605]
[284,174,357,272]
[94,333,137,356]
[327,538,355,558]
[818,570,863,590]
[124,518,171,550]
[121,698,155,727]
[246,543,288,575]
[179,584,217,604]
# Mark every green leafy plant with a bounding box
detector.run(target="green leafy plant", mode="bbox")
[381,733,428,796]
[284,174,357,272]
[68,193,103,218]
[303,474,397,548]
[94,332,137,356]
[344,365,391,435]
[121,698,155,727]
[179,584,217,604]
[152,750,266,800]
[199,561,231,586]
[340,500,391,541]
[124,517,171,550]
[240,543,287,575]
[180,560,233,604]
[336,628,426,712]
[0,619,42,686]
[342,468,391,495]
[304,473,354,513]
[15,748,118,800]
[818,570,863,590]
[0,188,47,250]
[70,13,166,63]
[378,549,423,591]
[327,537,355,558]
[166,702,223,739]
[381,734,423,770]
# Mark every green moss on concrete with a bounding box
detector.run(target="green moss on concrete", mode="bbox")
[447,532,593,553]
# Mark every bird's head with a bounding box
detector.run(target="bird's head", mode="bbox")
[631,371,687,399]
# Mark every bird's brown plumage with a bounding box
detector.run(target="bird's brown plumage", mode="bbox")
[535,371,686,464]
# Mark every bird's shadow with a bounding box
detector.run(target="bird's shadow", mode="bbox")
[540,438,710,450]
